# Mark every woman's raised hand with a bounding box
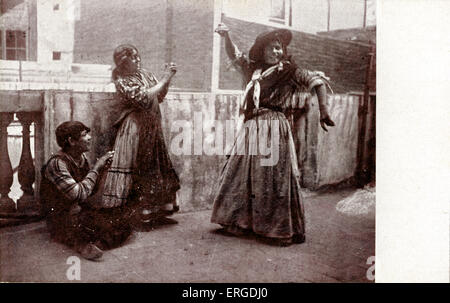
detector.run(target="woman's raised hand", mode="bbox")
[215,23,230,36]
[163,62,177,81]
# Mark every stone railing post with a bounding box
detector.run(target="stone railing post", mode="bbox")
[16,112,37,212]
[0,112,15,212]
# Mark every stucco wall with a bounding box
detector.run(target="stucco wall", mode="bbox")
[45,90,363,206]
[40,90,243,212]
[311,94,360,188]
[1,88,366,211]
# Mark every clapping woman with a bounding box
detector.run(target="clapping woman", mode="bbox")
[102,44,180,229]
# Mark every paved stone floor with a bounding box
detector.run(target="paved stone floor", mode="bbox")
[0,188,375,282]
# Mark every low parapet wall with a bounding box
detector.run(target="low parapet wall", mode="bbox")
[1,84,367,212]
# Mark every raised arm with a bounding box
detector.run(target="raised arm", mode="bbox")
[115,66,176,108]
[115,76,156,109]
[156,63,177,103]
[215,23,249,72]
[157,82,169,103]
[145,77,169,104]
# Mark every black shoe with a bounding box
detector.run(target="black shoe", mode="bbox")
[224,225,247,236]
[258,237,293,247]
[135,221,156,232]
[217,225,251,237]
[292,234,306,244]
[154,217,178,225]
[93,240,107,251]
[275,238,293,247]
[77,243,103,261]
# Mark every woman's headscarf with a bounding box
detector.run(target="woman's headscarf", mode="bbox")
[112,44,139,79]
[113,44,139,67]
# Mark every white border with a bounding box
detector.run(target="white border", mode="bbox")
[376,0,450,282]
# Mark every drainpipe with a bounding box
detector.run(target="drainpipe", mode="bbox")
[356,43,375,186]
[19,60,23,82]
[363,0,367,28]
[327,0,331,31]
[288,0,292,27]
[211,0,223,92]
[165,0,173,63]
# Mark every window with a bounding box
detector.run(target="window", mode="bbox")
[270,0,285,20]
[222,0,292,28]
[53,51,61,60]
[269,0,291,25]
[1,30,27,60]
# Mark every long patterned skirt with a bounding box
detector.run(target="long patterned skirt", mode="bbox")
[211,108,305,241]
[102,110,180,215]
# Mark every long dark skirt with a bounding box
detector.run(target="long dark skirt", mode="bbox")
[102,109,180,213]
[211,109,305,240]
[131,110,180,214]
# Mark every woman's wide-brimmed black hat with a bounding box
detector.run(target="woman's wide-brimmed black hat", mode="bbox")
[249,29,292,62]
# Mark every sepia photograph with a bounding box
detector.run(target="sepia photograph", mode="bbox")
[0,0,445,285]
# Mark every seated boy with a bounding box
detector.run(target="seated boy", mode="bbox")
[40,121,131,260]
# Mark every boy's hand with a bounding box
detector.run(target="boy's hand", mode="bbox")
[94,151,114,171]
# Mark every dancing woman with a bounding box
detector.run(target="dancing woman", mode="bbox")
[211,24,335,246]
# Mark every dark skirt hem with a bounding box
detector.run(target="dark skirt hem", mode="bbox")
[215,222,305,242]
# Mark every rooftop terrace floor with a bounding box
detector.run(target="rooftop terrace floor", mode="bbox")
[0,188,375,283]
